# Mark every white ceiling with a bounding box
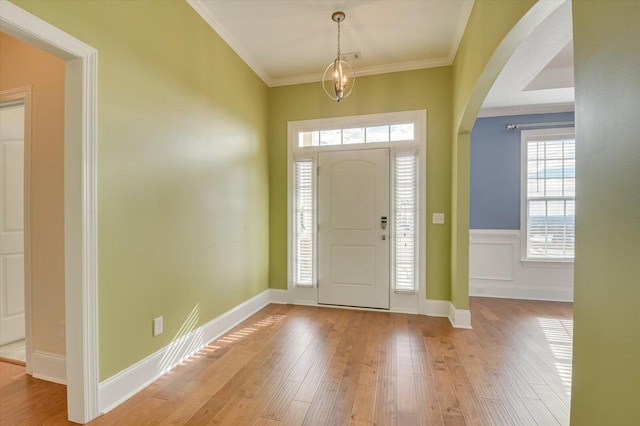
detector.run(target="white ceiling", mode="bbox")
[187,0,574,112]
[188,0,474,87]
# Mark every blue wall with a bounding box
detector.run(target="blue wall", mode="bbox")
[470,111,575,230]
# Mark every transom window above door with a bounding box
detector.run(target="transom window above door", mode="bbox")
[298,123,415,147]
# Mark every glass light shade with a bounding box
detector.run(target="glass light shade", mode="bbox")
[322,58,355,102]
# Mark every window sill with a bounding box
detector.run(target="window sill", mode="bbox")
[294,283,314,288]
[520,258,574,269]
[394,289,416,295]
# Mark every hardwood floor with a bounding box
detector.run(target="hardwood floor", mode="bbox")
[0,297,573,425]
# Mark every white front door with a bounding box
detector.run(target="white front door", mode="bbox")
[317,148,390,309]
[0,103,26,345]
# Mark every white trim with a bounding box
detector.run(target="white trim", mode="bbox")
[99,289,275,414]
[478,103,575,118]
[0,87,33,374]
[0,2,100,423]
[477,103,575,118]
[267,288,290,304]
[419,299,472,329]
[448,305,472,329]
[269,58,451,88]
[470,282,573,302]
[421,299,450,317]
[31,351,66,385]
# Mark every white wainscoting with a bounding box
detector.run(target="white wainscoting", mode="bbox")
[469,230,574,302]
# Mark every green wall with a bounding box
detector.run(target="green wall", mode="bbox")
[449,0,560,309]
[268,68,453,301]
[12,0,270,380]
[571,0,640,424]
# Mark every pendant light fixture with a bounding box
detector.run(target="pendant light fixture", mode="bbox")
[322,11,355,102]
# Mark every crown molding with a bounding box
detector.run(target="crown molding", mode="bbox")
[186,0,272,86]
[477,103,575,118]
[269,57,451,88]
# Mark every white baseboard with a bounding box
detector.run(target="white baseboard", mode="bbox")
[421,299,449,317]
[31,351,66,385]
[267,288,290,304]
[99,288,273,414]
[420,299,471,328]
[421,299,472,329]
[448,305,472,329]
[470,281,573,302]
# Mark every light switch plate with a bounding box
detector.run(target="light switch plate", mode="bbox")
[432,213,445,224]
[153,316,163,337]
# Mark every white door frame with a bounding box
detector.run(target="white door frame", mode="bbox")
[0,2,99,423]
[0,88,32,368]
[287,110,427,314]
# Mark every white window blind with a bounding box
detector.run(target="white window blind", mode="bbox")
[394,155,417,291]
[294,161,313,286]
[526,136,575,259]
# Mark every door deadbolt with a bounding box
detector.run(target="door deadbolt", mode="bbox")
[381,216,388,229]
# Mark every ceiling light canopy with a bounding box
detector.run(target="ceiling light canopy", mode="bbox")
[322,11,355,102]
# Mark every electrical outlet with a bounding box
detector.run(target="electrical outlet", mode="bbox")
[432,212,445,224]
[153,316,163,337]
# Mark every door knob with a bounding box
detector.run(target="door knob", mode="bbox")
[381,235,386,240]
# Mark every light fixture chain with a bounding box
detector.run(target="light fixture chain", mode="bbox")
[337,18,341,58]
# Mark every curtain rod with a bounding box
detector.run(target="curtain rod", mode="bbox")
[505,120,574,130]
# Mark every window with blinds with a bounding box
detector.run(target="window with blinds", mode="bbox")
[294,161,313,286]
[394,155,417,291]
[524,131,575,260]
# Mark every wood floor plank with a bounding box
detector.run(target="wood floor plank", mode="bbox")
[259,380,300,421]
[432,368,464,419]
[531,383,570,425]
[491,374,538,426]
[454,381,491,426]
[301,380,339,426]
[350,384,376,426]
[522,397,562,426]
[479,398,515,426]
[1,298,573,426]
[279,400,310,426]
[358,337,381,386]
[414,373,443,425]
[373,375,397,425]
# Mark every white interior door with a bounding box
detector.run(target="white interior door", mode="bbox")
[317,148,390,309]
[0,103,26,346]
